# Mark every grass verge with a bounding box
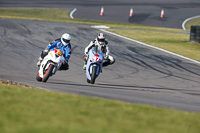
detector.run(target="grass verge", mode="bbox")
[1,83,200,133]
[109,29,200,61]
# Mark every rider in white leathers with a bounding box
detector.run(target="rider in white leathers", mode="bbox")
[83,33,115,70]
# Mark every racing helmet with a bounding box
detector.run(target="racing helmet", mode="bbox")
[97,33,105,45]
[61,33,71,45]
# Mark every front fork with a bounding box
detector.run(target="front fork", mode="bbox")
[89,63,101,76]
[44,61,57,75]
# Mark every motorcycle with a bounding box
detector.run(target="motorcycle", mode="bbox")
[36,48,66,82]
[86,46,104,84]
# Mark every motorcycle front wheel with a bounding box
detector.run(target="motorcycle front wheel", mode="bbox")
[90,66,97,84]
[36,72,42,82]
[87,78,90,83]
[42,64,54,82]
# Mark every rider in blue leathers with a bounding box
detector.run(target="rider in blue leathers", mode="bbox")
[37,33,72,70]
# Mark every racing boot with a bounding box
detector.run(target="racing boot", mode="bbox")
[83,55,87,70]
[83,61,86,70]
[59,60,69,70]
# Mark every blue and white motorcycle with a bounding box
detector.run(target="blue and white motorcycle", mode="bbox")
[85,46,104,84]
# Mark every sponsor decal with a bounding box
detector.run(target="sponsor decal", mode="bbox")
[54,49,63,56]
[50,52,53,57]
[60,59,64,63]
[92,54,101,61]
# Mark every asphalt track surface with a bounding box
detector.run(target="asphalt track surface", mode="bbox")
[1,0,200,29]
[1,19,200,112]
[1,0,200,112]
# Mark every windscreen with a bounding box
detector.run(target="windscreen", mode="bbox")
[92,46,102,55]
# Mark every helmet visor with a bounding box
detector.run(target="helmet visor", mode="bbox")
[63,38,70,43]
[98,38,105,42]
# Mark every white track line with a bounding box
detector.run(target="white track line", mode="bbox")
[182,15,200,30]
[70,8,77,19]
[100,29,200,65]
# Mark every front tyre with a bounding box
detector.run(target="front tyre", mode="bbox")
[90,66,97,84]
[36,72,42,82]
[87,78,90,83]
[42,64,54,82]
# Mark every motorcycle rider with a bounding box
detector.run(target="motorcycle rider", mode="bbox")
[37,33,72,70]
[83,33,115,70]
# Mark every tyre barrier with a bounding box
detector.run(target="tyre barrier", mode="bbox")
[190,26,200,43]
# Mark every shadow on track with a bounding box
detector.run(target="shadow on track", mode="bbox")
[47,80,183,92]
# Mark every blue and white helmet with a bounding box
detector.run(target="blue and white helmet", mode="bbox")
[61,33,71,46]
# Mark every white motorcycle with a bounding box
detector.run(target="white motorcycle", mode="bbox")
[36,48,65,82]
[86,46,104,84]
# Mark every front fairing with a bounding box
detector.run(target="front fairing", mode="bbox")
[45,49,65,64]
[38,48,65,77]
[86,47,103,80]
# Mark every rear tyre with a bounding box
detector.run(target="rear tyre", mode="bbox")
[36,72,42,82]
[90,66,97,84]
[42,64,54,82]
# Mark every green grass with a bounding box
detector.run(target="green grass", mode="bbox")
[109,30,200,61]
[1,84,200,133]
[0,8,71,22]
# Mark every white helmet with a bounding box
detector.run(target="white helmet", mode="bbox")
[61,33,71,45]
[97,33,105,45]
